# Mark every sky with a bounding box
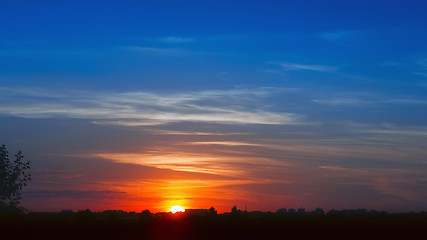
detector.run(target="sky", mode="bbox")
[1,0,427,213]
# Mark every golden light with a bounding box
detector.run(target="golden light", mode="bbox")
[169,205,185,214]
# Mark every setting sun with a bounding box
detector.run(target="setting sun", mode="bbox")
[169,205,185,214]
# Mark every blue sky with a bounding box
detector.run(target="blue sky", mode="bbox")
[1,0,427,212]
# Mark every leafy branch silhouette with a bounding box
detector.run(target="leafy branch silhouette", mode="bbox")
[0,144,31,213]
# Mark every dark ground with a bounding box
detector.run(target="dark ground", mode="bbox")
[1,212,426,240]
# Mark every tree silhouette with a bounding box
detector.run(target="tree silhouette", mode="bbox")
[75,209,96,222]
[231,205,238,213]
[139,209,153,222]
[0,145,31,213]
[208,206,217,215]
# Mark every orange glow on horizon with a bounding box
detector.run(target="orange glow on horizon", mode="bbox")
[65,146,301,213]
[169,205,185,213]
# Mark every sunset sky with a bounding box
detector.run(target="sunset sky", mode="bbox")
[1,0,427,213]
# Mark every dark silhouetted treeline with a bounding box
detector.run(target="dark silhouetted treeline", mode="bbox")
[1,208,427,239]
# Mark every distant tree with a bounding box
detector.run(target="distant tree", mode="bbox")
[104,210,120,223]
[140,209,152,217]
[208,206,217,215]
[0,145,31,213]
[276,208,287,214]
[230,205,242,216]
[139,209,152,222]
[231,205,238,213]
[75,209,96,222]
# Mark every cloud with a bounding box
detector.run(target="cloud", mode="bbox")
[361,128,427,137]
[91,120,169,126]
[263,68,289,78]
[378,61,400,67]
[320,30,355,41]
[319,30,365,46]
[145,34,246,44]
[143,129,249,136]
[412,59,427,77]
[318,165,370,174]
[125,46,186,55]
[417,58,427,68]
[312,98,362,105]
[0,87,303,126]
[280,62,337,72]
[89,152,252,176]
[187,141,262,147]
[23,190,127,199]
[374,177,427,201]
[31,168,83,179]
[157,36,195,43]
[414,72,427,77]
[312,97,427,106]
[0,49,97,58]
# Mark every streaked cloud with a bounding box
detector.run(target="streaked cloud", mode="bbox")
[361,127,427,137]
[205,35,246,41]
[313,97,427,106]
[30,168,83,180]
[143,129,249,136]
[319,30,356,41]
[124,46,186,55]
[0,87,302,125]
[414,72,427,77]
[317,165,427,202]
[417,58,427,68]
[24,190,126,199]
[264,69,288,77]
[89,152,265,176]
[187,141,262,146]
[91,120,169,126]
[319,30,366,46]
[280,62,337,72]
[413,59,427,77]
[378,61,400,67]
[312,98,362,105]
[157,36,195,43]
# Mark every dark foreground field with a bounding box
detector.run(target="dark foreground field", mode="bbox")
[1,212,426,240]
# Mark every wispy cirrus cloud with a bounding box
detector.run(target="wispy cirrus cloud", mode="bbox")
[0,87,302,126]
[413,58,427,77]
[378,61,400,67]
[89,152,256,176]
[280,62,337,72]
[311,89,427,107]
[157,36,195,43]
[143,36,195,43]
[143,129,249,136]
[312,98,362,105]
[319,30,366,46]
[124,46,188,55]
[24,190,127,199]
[312,97,427,106]
[414,72,427,77]
[30,168,83,179]
[319,30,357,41]
[417,58,427,68]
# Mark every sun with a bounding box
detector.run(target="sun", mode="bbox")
[169,205,185,214]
